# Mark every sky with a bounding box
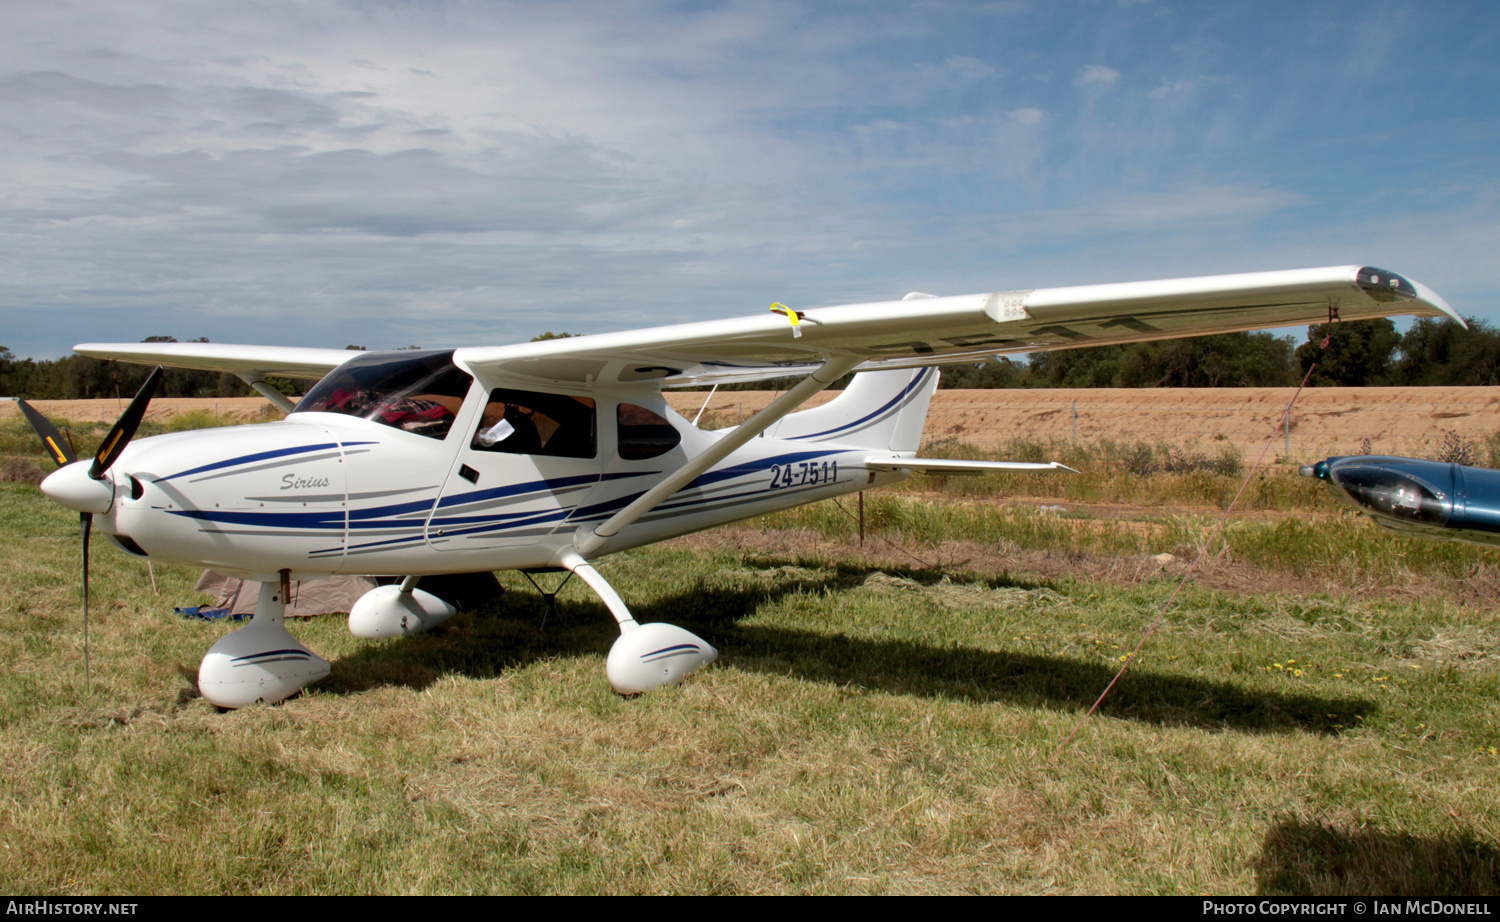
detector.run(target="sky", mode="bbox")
[3,0,1499,359]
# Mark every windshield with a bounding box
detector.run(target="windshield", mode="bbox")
[295,350,473,439]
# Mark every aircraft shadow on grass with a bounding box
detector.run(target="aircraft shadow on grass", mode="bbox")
[1255,817,1500,896]
[306,557,1375,736]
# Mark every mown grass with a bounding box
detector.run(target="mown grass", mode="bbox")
[2,476,1500,894]
[894,436,1332,511]
[748,491,1500,588]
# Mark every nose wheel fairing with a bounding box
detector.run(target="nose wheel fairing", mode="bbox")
[198,578,330,708]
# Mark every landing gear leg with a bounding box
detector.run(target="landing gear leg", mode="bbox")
[554,550,717,694]
[197,570,331,708]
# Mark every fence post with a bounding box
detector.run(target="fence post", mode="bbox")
[1284,401,1291,460]
[1072,401,1077,448]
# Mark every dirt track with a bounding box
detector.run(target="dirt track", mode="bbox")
[7,385,1498,464]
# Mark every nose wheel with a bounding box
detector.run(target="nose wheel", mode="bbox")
[197,572,330,708]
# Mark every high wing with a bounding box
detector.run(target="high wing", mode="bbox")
[75,266,1457,388]
[456,265,1458,387]
[72,342,358,380]
[70,342,361,412]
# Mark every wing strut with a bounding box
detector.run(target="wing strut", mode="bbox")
[571,354,861,557]
[236,375,298,414]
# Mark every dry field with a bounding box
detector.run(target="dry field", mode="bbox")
[8,385,1499,463]
[670,386,1500,463]
[0,395,280,424]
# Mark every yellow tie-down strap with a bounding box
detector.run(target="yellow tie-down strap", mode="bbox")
[769,302,803,338]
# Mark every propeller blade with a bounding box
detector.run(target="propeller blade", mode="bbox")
[81,511,92,688]
[16,399,78,467]
[89,366,162,480]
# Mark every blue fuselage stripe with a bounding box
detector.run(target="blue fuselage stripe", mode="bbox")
[154,441,379,483]
[790,368,931,440]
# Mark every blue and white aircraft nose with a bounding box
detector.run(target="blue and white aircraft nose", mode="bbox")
[108,421,353,574]
[40,461,115,514]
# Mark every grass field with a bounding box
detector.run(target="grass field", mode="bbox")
[2,414,1500,894]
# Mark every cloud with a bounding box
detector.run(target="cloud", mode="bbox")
[0,2,1494,359]
[1038,185,1304,232]
[938,55,997,83]
[1075,65,1121,87]
[1147,79,1199,100]
[80,142,649,237]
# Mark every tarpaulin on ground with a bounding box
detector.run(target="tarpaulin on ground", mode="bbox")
[193,571,380,618]
[191,570,503,617]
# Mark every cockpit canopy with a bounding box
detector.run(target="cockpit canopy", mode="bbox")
[295,349,473,439]
[1329,464,1452,526]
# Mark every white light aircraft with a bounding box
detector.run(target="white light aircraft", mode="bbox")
[19,266,1458,708]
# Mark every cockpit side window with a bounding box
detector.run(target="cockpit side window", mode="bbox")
[617,403,682,460]
[295,350,473,440]
[472,389,597,458]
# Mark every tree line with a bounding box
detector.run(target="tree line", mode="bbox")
[705,316,1500,391]
[0,337,257,401]
[4,317,1497,400]
[0,337,377,400]
[939,315,1500,389]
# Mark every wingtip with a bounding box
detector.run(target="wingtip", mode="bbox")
[1409,277,1465,328]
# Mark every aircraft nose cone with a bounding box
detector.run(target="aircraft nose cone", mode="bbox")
[40,461,115,514]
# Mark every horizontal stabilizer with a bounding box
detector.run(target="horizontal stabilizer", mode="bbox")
[863,457,1078,475]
